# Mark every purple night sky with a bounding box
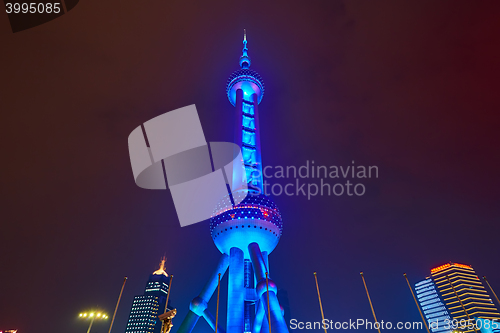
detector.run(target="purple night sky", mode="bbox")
[1,1,499,332]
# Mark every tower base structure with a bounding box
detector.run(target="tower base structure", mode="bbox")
[177,243,288,333]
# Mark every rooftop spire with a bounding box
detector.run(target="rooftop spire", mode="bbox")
[240,29,251,69]
[153,256,168,277]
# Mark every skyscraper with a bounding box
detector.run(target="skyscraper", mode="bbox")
[125,258,171,333]
[415,262,500,333]
[415,277,451,333]
[177,32,289,333]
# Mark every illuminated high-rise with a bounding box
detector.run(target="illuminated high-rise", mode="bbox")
[415,263,500,333]
[177,31,289,333]
[415,277,451,333]
[125,258,171,333]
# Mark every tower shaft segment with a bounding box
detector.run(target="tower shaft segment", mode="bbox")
[233,90,263,191]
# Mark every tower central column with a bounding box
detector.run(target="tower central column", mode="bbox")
[227,247,245,333]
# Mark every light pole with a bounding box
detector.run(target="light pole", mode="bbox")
[79,311,109,333]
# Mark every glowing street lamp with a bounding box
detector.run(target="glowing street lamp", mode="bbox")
[78,310,109,333]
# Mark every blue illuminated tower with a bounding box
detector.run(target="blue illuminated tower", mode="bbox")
[415,263,500,333]
[177,32,289,333]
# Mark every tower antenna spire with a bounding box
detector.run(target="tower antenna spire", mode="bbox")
[240,29,250,68]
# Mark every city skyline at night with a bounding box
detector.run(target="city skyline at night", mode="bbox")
[2,2,500,332]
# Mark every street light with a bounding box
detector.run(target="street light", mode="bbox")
[79,310,109,333]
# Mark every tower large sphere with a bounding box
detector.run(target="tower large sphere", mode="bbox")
[210,190,282,259]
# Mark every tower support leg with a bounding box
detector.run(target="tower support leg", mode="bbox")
[177,254,230,333]
[261,313,270,333]
[252,299,265,333]
[248,243,289,333]
[203,309,226,333]
[262,252,268,276]
[259,291,287,333]
[177,310,200,333]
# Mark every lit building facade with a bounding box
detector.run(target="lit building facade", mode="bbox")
[177,32,289,333]
[415,278,451,333]
[125,258,171,333]
[415,263,500,333]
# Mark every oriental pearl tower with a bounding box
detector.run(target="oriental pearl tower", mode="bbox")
[177,31,289,333]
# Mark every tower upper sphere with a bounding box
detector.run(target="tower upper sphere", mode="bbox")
[226,30,265,106]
